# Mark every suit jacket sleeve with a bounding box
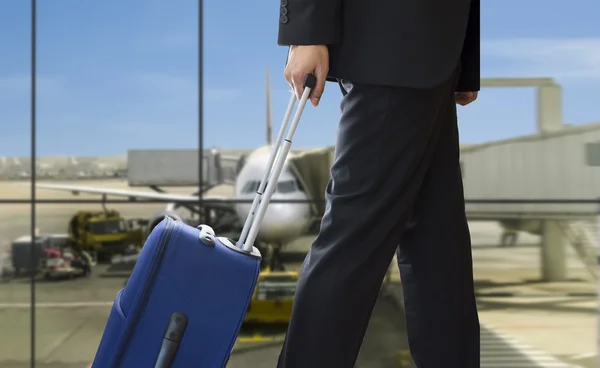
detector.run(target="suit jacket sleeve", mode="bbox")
[277,0,342,45]
[456,0,480,92]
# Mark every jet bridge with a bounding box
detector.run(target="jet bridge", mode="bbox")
[462,122,600,219]
[461,122,600,282]
[289,147,335,219]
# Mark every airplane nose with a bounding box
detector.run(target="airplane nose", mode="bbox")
[234,200,310,244]
[259,203,307,242]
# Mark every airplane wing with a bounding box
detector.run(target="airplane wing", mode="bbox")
[33,183,236,211]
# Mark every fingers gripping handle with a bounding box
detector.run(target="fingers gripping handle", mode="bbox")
[239,74,315,252]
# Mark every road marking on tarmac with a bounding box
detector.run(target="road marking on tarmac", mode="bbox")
[483,324,583,367]
[0,301,113,309]
[570,352,597,360]
[383,284,582,367]
[237,334,281,343]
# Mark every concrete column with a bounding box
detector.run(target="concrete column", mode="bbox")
[537,84,563,133]
[540,220,567,281]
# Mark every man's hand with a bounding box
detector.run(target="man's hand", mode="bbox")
[284,45,329,106]
[454,91,478,106]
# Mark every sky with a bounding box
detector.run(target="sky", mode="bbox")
[0,0,598,156]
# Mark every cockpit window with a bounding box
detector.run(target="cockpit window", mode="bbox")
[241,180,260,194]
[241,179,304,194]
[276,180,298,194]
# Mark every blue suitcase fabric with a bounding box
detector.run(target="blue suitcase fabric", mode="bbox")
[92,216,262,367]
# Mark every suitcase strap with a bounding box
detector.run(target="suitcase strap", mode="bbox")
[237,74,316,252]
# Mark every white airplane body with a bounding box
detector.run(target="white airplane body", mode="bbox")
[233,146,312,243]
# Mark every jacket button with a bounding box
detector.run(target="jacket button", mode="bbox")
[280,15,288,23]
[281,0,288,5]
[280,7,288,15]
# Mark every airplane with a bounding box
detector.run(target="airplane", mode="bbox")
[33,67,315,267]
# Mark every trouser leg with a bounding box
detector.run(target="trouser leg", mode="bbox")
[277,71,459,368]
[397,90,479,367]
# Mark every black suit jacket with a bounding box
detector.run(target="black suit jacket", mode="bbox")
[277,0,480,92]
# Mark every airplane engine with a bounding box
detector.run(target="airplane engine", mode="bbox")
[148,210,185,234]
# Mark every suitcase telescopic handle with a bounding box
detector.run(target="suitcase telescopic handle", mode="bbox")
[236,74,317,252]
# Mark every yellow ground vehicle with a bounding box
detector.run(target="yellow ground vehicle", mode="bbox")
[244,271,299,324]
[67,210,147,258]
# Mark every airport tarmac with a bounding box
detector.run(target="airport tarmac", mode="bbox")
[0,180,597,367]
[0,279,409,368]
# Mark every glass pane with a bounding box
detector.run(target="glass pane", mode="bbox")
[36,0,198,198]
[34,0,199,366]
[0,1,31,196]
[0,203,33,366]
[0,1,33,366]
[31,201,183,366]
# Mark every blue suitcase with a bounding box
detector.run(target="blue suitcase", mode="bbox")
[91,74,316,367]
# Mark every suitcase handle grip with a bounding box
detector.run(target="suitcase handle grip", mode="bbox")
[237,74,316,252]
[303,73,316,90]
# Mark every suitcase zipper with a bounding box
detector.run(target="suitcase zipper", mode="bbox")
[111,217,176,367]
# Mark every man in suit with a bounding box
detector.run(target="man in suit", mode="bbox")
[276,0,480,367]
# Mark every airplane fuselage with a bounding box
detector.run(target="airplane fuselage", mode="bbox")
[233,145,312,245]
